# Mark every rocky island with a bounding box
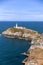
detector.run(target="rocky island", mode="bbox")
[2,24,43,65]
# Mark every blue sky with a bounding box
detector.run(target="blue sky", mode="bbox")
[0,0,43,21]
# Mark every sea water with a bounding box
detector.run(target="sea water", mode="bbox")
[0,21,43,65]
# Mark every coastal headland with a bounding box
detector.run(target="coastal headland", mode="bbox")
[1,24,43,65]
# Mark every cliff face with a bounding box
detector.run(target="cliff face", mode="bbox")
[2,27,43,65]
[24,47,43,65]
[2,28,39,41]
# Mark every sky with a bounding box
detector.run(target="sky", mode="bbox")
[0,0,43,21]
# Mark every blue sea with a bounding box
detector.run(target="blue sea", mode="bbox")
[0,21,43,65]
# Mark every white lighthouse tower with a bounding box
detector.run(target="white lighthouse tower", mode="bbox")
[14,23,25,29]
[16,23,18,28]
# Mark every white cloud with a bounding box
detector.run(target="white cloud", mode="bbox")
[0,0,43,21]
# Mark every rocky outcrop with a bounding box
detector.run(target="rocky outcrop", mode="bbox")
[22,36,43,65]
[2,28,40,41]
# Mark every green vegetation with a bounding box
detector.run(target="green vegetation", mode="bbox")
[7,28,24,33]
[7,28,38,35]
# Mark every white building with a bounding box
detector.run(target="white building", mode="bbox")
[14,23,25,29]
